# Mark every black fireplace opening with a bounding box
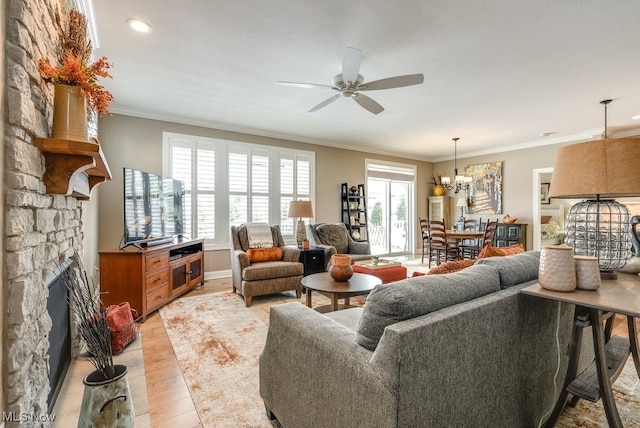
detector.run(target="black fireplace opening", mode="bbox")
[46,258,73,412]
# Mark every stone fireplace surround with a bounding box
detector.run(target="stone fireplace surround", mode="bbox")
[4,0,87,422]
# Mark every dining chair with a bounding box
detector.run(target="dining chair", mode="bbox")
[466,220,498,259]
[427,219,459,267]
[419,217,430,263]
[459,218,481,259]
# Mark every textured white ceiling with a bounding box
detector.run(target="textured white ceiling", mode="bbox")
[92,0,640,161]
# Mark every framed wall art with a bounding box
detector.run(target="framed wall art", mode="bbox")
[464,161,503,214]
[541,182,551,204]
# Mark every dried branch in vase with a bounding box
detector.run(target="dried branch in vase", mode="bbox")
[61,255,114,380]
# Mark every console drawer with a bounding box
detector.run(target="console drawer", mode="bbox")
[145,270,169,289]
[145,253,169,273]
[146,284,169,312]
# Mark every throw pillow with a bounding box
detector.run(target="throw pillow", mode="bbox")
[427,259,476,275]
[412,271,426,277]
[246,247,283,262]
[477,243,524,259]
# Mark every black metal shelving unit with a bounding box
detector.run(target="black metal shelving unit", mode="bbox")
[341,183,369,242]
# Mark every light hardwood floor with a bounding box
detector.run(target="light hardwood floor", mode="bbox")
[140,277,230,427]
[140,276,637,426]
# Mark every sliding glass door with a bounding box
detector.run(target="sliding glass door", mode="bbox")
[367,160,415,256]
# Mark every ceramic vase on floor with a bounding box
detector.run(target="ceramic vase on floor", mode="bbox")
[52,84,88,142]
[539,245,576,292]
[78,364,134,428]
[329,254,353,282]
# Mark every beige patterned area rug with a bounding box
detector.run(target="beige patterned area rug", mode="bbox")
[159,291,639,427]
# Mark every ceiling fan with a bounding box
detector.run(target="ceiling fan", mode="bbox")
[277,47,424,114]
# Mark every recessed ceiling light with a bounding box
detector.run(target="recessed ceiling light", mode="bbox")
[126,18,152,33]
[632,115,640,120]
[539,132,555,137]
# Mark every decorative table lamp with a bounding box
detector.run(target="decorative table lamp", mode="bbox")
[288,200,314,247]
[549,100,640,279]
[456,197,468,222]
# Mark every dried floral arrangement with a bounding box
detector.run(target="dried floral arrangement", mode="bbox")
[61,255,115,380]
[430,174,443,186]
[38,9,114,116]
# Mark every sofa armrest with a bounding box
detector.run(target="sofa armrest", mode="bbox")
[348,240,371,255]
[280,246,300,262]
[230,249,249,288]
[259,302,397,427]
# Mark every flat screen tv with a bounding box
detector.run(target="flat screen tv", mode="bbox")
[123,167,185,246]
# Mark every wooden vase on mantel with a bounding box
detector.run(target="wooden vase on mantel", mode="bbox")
[433,185,445,196]
[52,84,88,142]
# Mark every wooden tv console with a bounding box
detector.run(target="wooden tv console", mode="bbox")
[99,238,205,321]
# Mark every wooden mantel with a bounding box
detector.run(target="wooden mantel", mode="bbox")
[34,137,112,200]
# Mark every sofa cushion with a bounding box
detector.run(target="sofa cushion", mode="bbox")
[246,247,283,262]
[477,243,525,259]
[242,260,303,281]
[316,224,349,254]
[355,264,501,350]
[475,251,540,289]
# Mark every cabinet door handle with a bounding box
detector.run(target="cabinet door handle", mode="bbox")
[154,276,162,283]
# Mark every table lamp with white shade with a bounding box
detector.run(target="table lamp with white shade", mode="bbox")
[456,197,468,222]
[288,200,314,247]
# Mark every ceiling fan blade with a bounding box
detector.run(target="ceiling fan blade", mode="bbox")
[308,94,341,112]
[277,81,335,90]
[358,73,424,91]
[342,47,362,84]
[353,93,384,114]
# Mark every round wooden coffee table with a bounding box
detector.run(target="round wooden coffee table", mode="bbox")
[302,272,382,312]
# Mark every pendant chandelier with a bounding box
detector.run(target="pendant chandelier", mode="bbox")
[441,137,472,194]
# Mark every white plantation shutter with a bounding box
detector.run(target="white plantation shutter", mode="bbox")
[197,148,215,238]
[164,133,314,247]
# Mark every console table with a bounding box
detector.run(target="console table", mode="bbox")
[521,275,640,427]
[99,238,205,321]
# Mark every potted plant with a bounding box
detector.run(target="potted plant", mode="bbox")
[430,175,446,196]
[61,255,134,427]
[37,9,114,142]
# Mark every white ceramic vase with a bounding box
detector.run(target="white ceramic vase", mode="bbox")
[574,255,601,290]
[539,246,576,292]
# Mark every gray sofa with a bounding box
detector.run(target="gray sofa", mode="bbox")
[259,251,594,427]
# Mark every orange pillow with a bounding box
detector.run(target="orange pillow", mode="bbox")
[246,247,283,262]
[427,259,476,275]
[412,271,427,277]
[478,243,524,259]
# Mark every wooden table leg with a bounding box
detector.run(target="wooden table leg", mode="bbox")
[332,294,339,312]
[543,307,585,428]
[629,316,640,377]
[306,289,312,307]
[591,309,623,428]
[344,297,350,306]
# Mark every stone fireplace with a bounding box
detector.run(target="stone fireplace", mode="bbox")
[3,0,88,422]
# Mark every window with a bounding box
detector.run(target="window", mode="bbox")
[164,132,314,248]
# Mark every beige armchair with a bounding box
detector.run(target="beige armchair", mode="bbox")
[306,223,371,268]
[230,224,303,307]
